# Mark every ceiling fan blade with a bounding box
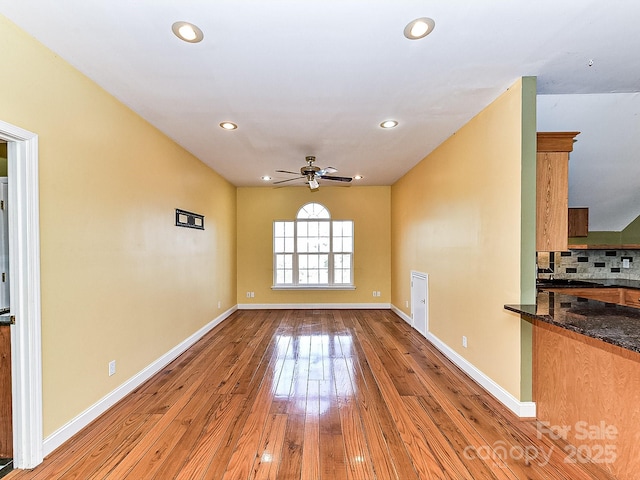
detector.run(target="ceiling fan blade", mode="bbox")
[317,166,338,176]
[273,176,305,184]
[275,169,301,175]
[321,175,352,182]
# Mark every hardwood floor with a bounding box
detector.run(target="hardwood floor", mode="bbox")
[6,309,617,480]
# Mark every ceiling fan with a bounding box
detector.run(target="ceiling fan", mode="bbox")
[274,156,353,189]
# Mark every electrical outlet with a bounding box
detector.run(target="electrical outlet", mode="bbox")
[217,301,221,309]
[250,291,255,298]
[376,291,381,297]
[108,360,116,376]
[246,291,251,298]
[405,300,409,308]
[462,336,468,348]
[372,290,376,297]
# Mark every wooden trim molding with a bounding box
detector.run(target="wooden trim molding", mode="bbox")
[536,131,580,152]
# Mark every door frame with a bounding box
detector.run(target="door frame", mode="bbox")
[0,120,43,468]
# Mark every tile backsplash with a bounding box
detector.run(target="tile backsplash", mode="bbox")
[537,250,640,281]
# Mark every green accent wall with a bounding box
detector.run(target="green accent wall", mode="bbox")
[520,76,536,402]
[622,214,640,244]
[569,213,640,246]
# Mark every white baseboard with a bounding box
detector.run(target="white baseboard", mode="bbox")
[391,304,412,324]
[238,303,390,310]
[42,306,238,456]
[390,304,536,418]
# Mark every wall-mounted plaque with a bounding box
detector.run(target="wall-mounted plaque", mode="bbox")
[175,208,204,230]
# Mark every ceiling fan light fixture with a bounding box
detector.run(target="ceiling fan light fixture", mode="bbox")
[380,120,398,129]
[172,21,204,43]
[308,178,319,190]
[404,17,435,40]
[219,121,238,130]
[354,175,363,180]
[261,175,271,181]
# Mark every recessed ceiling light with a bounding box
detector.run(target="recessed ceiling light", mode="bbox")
[261,175,272,181]
[404,17,435,40]
[219,122,238,130]
[380,120,398,129]
[354,175,363,180]
[172,21,204,43]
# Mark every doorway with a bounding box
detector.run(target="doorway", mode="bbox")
[0,120,43,470]
[411,271,428,337]
[0,170,11,475]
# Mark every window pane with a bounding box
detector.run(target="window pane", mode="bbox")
[285,271,292,283]
[308,221,318,236]
[343,238,353,252]
[319,222,330,236]
[298,222,307,236]
[275,238,284,252]
[299,255,307,268]
[285,238,294,252]
[333,237,343,252]
[275,222,284,237]
[298,202,330,219]
[285,221,294,236]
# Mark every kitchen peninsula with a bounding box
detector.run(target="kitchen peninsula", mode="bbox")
[505,281,640,480]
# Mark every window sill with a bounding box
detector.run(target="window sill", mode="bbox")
[271,285,356,291]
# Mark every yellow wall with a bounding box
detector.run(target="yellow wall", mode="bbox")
[391,78,534,399]
[237,186,390,305]
[0,16,237,435]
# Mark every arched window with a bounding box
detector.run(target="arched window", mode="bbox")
[273,202,353,287]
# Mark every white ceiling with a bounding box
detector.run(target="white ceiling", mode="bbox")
[2,1,640,230]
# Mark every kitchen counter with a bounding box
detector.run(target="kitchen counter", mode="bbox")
[535,278,640,289]
[505,282,640,353]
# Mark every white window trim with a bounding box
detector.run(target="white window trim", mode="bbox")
[273,203,354,289]
[271,284,356,290]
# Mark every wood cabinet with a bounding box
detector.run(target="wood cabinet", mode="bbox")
[536,132,580,251]
[544,287,622,304]
[623,288,640,309]
[568,207,588,237]
[544,286,640,309]
[533,319,640,480]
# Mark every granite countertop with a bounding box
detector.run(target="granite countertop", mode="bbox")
[535,278,640,289]
[505,289,640,354]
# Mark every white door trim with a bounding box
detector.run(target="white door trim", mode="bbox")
[0,120,43,468]
[410,270,428,336]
